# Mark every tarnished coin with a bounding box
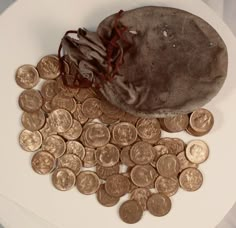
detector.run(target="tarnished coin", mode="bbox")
[155,176,179,197]
[42,100,53,113]
[95,144,120,167]
[96,164,120,180]
[120,112,139,125]
[21,109,45,131]
[156,154,180,178]
[40,80,58,101]
[59,120,82,140]
[157,137,185,155]
[179,168,203,192]
[119,200,143,224]
[105,174,130,197]
[147,193,172,217]
[72,104,89,124]
[120,146,135,167]
[81,97,102,119]
[76,171,100,195]
[177,152,198,172]
[130,141,154,165]
[75,87,97,103]
[112,122,137,146]
[31,151,55,174]
[56,75,78,98]
[18,89,43,113]
[130,188,151,211]
[130,165,157,187]
[97,184,120,207]
[19,129,42,152]
[52,167,76,191]
[57,154,82,175]
[151,145,169,167]
[37,55,60,79]
[185,140,209,164]
[83,147,97,168]
[100,99,125,119]
[98,114,118,125]
[123,173,138,193]
[42,135,66,158]
[39,119,57,140]
[66,141,85,159]
[15,64,39,89]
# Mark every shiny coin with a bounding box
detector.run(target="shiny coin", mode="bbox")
[96,164,120,180]
[155,176,179,197]
[151,145,169,167]
[130,188,151,211]
[157,137,185,155]
[82,147,97,168]
[66,141,85,160]
[120,146,135,167]
[81,97,102,119]
[59,120,82,140]
[177,152,198,172]
[40,80,58,101]
[72,104,88,124]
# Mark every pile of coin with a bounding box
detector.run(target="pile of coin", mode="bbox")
[16,55,213,224]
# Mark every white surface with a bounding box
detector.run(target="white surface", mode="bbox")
[0,0,236,228]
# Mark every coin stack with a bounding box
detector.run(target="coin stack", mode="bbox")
[16,55,214,224]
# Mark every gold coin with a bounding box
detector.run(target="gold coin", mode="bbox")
[72,104,88,124]
[177,151,198,172]
[82,147,97,168]
[81,97,102,119]
[59,119,82,140]
[66,141,85,160]
[155,176,179,196]
[41,80,58,101]
[130,187,151,211]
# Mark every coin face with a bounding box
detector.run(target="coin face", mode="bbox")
[112,122,137,146]
[151,145,169,167]
[177,152,198,172]
[105,174,130,197]
[130,188,151,211]
[18,89,43,113]
[72,104,89,124]
[76,171,100,195]
[179,168,203,191]
[66,141,85,159]
[82,147,97,168]
[157,137,184,155]
[155,176,179,196]
[19,129,42,152]
[156,154,180,178]
[96,184,120,207]
[161,114,189,132]
[21,109,45,131]
[95,144,120,167]
[81,97,102,119]
[15,64,39,89]
[120,146,135,167]
[42,135,66,158]
[147,193,172,217]
[41,80,58,101]
[52,167,76,191]
[185,140,209,164]
[59,119,82,140]
[130,141,154,165]
[31,151,55,174]
[96,164,120,180]
[119,200,143,224]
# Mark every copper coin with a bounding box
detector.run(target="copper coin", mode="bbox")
[155,176,179,197]
[52,167,76,191]
[72,104,89,124]
[57,154,82,175]
[56,75,78,98]
[119,200,143,224]
[112,122,137,146]
[179,168,203,192]
[151,145,169,167]
[156,154,180,178]
[98,114,118,125]
[161,114,189,132]
[157,137,185,155]
[18,89,43,113]
[96,163,120,180]
[130,165,157,187]
[42,100,53,113]
[100,99,125,119]
[31,151,55,175]
[19,129,42,152]
[82,147,97,168]
[37,55,60,79]
[120,146,135,167]
[130,141,154,165]
[130,188,151,211]
[42,135,66,158]
[185,125,208,137]
[123,173,138,193]
[39,119,57,140]
[105,174,130,197]
[147,193,172,217]
[81,97,102,119]
[59,120,82,140]
[21,109,45,131]
[75,87,97,103]
[66,141,85,160]
[15,64,39,89]
[95,144,120,167]
[177,152,198,172]
[40,80,58,101]
[76,171,100,195]
[185,140,209,164]
[96,184,120,207]
[120,112,139,125]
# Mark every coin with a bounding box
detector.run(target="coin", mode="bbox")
[96,164,120,180]
[185,140,209,164]
[72,104,89,124]
[177,152,198,172]
[98,114,118,125]
[19,129,42,152]
[96,184,120,207]
[15,64,39,89]
[37,55,60,79]
[155,176,179,197]
[151,145,169,167]
[59,120,82,140]
[157,137,185,155]
[66,141,85,160]
[75,87,97,103]
[42,100,53,113]
[179,168,203,191]
[82,147,97,168]
[112,122,137,146]
[57,154,82,175]
[130,165,157,187]
[119,200,143,224]
[100,99,125,119]
[40,80,58,101]
[42,135,66,158]
[120,146,135,167]
[147,193,172,217]
[76,171,100,195]
[39,119,57,139]
[31,151,55,174]
[18,89,43,113]
[52,167,76,191]
[123,173,138,193]
[81,97,103,119]
[120,112,139,125]
[56,75,78,98]
[185,126,207,137]
[156,154,180,178]
[130,141,154,165]
[130,188,151,211]
[105,174,130,197]
[21,109,45,131]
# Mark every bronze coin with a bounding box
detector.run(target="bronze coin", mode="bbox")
[72,104,89,124]
[119,200,143,224]
[161,114,189,132]
[52,167,76,191]
[147,193,172,217]
[82,147,97,168]
[59,120,82,140]
[155,176,179,197]
[177,152,198,172]
[179,168,203,192]
[157,137,185,155]
[120,146,135,167]
[98,114,118,125]
[81,97,102,119]
[151,145,169,167]
[42,100,53,113]
[130,187,151,211]
[105,174,130,197]
[40,80,58,101]
[66,141,85,160]
[56,75,78,98]
[76,171,100,195]
[120,112,139,125]
[18,89,43,113]
[15,64,39,89]
[31,151,55,175]
[96,163,120,180]
[100,99,125,119]
[75,87,97,103]
[96,184,120,207]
